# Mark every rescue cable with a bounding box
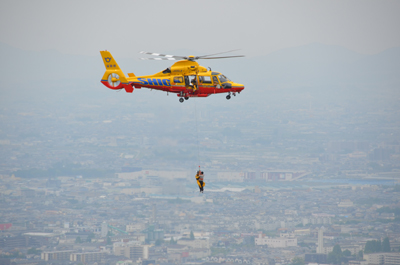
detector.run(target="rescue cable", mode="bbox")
[193,89,205,193]
[193,97,201,169]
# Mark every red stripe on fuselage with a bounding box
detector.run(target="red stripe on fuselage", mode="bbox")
[102,80,244,95]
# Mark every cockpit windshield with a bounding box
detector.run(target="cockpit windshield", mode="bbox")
[218,75,231,83]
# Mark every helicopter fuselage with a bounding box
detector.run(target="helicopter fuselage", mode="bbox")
[100,51,244,102]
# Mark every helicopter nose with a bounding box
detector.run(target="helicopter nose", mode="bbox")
[234,83,244,92]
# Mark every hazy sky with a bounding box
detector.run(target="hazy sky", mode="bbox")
[1,0,400,58]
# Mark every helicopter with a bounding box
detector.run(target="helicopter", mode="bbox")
[100,50,245,103]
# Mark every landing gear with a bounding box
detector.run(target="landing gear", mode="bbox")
[185,97,189,100]
[179,98,184,103]
[226,92,236,100]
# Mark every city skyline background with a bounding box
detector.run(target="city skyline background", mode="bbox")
[0,2,400,263]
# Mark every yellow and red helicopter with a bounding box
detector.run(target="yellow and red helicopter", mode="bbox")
[100,50,245,103]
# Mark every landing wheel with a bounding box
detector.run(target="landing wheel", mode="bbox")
[226,95,231,100]
[179,98,184,103]
[185,97,189,100]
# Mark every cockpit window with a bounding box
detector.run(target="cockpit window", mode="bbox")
[163,68,171,74]
[218,75,230,83]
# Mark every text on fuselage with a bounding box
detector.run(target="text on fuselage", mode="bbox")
[138,78,171,86]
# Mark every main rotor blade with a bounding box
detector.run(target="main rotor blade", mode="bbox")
[138,50,244,61]
[197,49,241,58]
[200,55,245,60]
[139,51,186,59]
[140,57,178,60]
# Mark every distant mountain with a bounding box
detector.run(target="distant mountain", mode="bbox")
[344,46,400,86]
[214,43,400,92]
[249,43,366,86]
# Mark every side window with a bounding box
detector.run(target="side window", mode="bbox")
[202,76,212,84]
[174,76,183,83]
[212,76,219,85]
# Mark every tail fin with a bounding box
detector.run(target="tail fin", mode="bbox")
[100,51,133,92]
[100,50,122,70]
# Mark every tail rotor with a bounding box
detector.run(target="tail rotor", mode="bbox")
[107,73,121,87]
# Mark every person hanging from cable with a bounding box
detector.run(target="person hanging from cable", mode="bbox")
[195,169,205,193]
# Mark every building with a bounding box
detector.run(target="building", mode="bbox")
[113,241,149,261]
[364,253,400,265]
[142,260,156,265]
[0,224,12,231]
[41,250,74,261]
[128,245,147,261]
[294,228,311,236]
[385,253,400,265]
[0,233,58,248]
[101,222,108,238]
[116,170,188,180]
[145,229,164,242]
[316,228,334,254]
[152,204,157,223]
[70,252,105,263]
[338,199,354,207]
[341,245,363,255]
[177,239,209,249]
[303,217,332,225]
[316,228,324,254]
[261,171,309,181]
[126,223,146,232]
[255,233,297,248]
[217,172,244,182]
[114,242,128,256]
[188,248,211,259]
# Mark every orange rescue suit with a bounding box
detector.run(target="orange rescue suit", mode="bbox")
[196,172,205,190]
